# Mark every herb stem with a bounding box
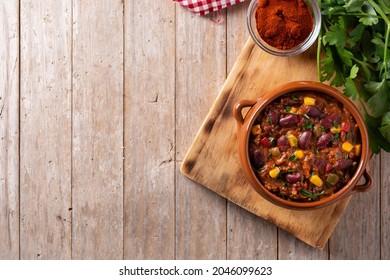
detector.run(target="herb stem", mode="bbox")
[317,0,323,82]
[351,57,375,80]
[317,28,322,82]
[323,12,382,18]
[367,0,390,25]
[383,23,390,77]
[367,0,390,77]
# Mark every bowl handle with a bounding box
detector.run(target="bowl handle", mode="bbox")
[352,167,374,193]
[233,99,258,125]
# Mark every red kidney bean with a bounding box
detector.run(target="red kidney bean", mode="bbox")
[320,113,340,129]
[306,106,321,118]
[334,159,353,170]
[317,133,333,149]
[314,157,327,172]
[260,137,271,147]
[277,136,290,151]
[325,163,333,172]
[285,172,302,183]
[341,122,350,132]
[268,111,279,124]
[251,149,264,169]
[299,131,312,150]
[279,114,299,127]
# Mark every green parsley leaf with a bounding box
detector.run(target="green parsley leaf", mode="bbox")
[377,0,390,13]
[318,0,390,153]
[300,189,325,200]
[379,111,390,143]
[371,37,385,47]
[366,79,389,118]
[336,48,354,67]
[344,65,360,99]
[344,0,365,13]
[331,66,346,87]
[302,122,313,131]
[360,2,379,26]
[288,154,298,161]
[344,77,359,99]
[350,23,365,47]
[323,17,347,48]
[320,48,336,82]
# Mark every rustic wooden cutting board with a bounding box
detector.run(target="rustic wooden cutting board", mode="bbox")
[180,38,351,250]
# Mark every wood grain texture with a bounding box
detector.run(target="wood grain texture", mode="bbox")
[0,0,388,260]
[124,1,175,259]
[330,154,381,259]
[226,1,278,260]
[278,230,328,259]
[180,38,351,250]
[0,0,19,260]
[20,0,72,259]
[227,203,278,259]
[175,10,228,259]
[72,0,123,259]
[381,152,390,259]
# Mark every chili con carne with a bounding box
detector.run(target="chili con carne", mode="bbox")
[249,91,362,202]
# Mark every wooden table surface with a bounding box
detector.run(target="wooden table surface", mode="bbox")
[0,0,389,260]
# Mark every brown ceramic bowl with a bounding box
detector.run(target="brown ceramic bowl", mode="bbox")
[233,81,373,210]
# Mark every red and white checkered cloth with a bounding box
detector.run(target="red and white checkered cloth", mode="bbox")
[174,0,247,16]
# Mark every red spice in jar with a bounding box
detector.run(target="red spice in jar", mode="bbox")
[256,0,314,50]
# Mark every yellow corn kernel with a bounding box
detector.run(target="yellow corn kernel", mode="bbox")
[342,141,354,152]
[270,147,281,157]
[289,107,297,113]
[251,124,262,135]
[269,167,280,179]
[304,97,316,106]
[355,144,361,156]
[310,175,323,187]
[330,126,341,133]
[286,134,298,147]
[294,150,304,159]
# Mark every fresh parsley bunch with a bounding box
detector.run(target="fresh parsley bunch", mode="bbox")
[318,0,390,153]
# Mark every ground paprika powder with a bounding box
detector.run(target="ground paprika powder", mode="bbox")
[256,0,314,50]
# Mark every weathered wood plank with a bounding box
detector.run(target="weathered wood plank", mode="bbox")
[175,9,228,259]
[123,1,175,259]
[226,1,278,260]
[330,154,380,259]
[381,152,390,260]
[278,230,328,259]
[72,0,123,259]
[228,203,278,259]
[0,0,19,260]
[19,0,72,259]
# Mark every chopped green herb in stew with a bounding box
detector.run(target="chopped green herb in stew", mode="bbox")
[248,91,362,202]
